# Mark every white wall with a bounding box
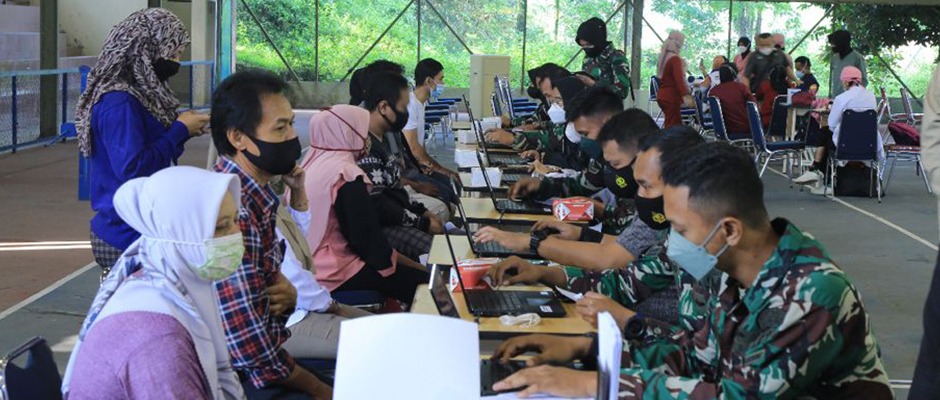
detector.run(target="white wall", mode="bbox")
[56,0,148,56]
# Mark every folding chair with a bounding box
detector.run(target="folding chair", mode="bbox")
[827,109,882,202]
[692,92,713,137]
[900,87,924,127]
[879,86,908,125]
[745,102,804,178]
[0,337,62,400]
[880,116,930,194]
[707,96,753,151]
[648,76,662,121]
[765,95,789,140]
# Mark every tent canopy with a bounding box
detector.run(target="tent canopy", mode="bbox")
[731,0,939,4]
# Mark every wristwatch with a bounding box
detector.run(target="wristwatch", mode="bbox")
[529,229,551,253]
[623,313,646,341]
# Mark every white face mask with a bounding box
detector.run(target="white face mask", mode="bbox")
[547,103,566,124]
[564,122,581,143]
[193,233,245,281]
[758,47,773,56]
[737,46,747,55]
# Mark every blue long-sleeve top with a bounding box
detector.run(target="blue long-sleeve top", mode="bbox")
[89,91,190,250]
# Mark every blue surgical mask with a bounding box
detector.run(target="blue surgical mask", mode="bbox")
[430,82,445,99]
[580,137,602,159]
[666,221,729,281]
[796,71,805,80]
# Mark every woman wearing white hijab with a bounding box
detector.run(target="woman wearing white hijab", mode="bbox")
[62,166,246,400]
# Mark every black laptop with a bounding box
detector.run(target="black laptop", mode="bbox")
[427,264,530,396]
[472,150,552,216]
[463,95,530,168]
[447,180,541,259]
[439,232,565,318]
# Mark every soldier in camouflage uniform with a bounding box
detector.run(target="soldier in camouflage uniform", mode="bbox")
[489,143,892,399]
[487,127,707,337]
[577,17,632,100]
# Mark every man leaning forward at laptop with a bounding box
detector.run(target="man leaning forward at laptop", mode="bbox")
[487,143,892,399]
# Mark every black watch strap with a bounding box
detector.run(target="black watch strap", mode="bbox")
[623,313,646,341]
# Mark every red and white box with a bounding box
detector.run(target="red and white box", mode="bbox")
[552,198,595,222]
[449,258,499,292]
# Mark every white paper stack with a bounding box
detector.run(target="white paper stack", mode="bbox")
[457,129,478,144]
[455,147,483,168]
[334,314,480,400]
[471,167,502,188]
[480,117,502,131]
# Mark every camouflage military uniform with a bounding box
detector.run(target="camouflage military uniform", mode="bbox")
[511,122,566,152]
[562,247,708,342]
[533,159,633,235]
[582,44,632,100]
[613,218,892,399]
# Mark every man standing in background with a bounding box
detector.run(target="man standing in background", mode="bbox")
[911,63,940,399]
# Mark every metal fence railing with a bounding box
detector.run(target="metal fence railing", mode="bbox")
[0,60,215,155]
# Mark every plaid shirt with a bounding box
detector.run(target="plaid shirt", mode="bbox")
[214,157,295,388]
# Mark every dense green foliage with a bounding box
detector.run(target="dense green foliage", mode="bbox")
[235,0,938,98]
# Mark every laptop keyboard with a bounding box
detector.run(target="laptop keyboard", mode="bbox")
[497,199,548,213]
[501,173,527,183]
[475,240,515,255]
[490,155,528,166]
[468,290,525,313]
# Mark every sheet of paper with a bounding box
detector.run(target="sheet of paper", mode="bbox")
[482,393,592,400]
[555,286,584,301]
[334,314,480,400]
[597,311,623,400]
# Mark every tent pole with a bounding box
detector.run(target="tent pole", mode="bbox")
[788,6,833,55]
[521,0,528,92]
[340,0,415,82]
[727,0,732,59]
[424,0,474,55]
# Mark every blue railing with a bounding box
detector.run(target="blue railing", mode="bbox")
[1,60,215,155]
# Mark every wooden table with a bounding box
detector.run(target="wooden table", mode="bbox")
[428,234,475,266]
[411,283,595,339]
[452,121,473,131]
[459,197,563,226]
[785,105,812,140]
[455,142,518,154]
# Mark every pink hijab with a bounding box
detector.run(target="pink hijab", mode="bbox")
[295,105,371,251]
[657,31,686,78]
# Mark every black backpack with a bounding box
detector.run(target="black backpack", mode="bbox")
[749,51,788,93]
[768,63,790,94]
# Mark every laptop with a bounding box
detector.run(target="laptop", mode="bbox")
[463,95,530,168]
[447,180,541,259]
[471,149,552,215]
[427,264,530,396]
[439,233,566,318]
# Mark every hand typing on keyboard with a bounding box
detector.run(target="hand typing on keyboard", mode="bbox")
[472,227,529,252]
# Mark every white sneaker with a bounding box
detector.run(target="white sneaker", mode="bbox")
[810,184,832,196]
[792,170,821,185]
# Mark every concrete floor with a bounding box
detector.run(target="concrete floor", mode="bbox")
[0,133,933,398]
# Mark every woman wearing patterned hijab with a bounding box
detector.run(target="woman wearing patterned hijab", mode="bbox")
[76,8,210,280]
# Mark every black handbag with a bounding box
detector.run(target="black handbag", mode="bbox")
[835,161,879,197]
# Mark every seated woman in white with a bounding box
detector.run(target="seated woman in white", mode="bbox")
[63,166,245,400]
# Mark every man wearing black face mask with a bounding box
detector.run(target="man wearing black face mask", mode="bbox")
[210,70,332,398]
[359,72,446,250]
[476,109,661,272]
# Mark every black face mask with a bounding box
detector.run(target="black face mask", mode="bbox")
[604,163,638,199]
[634,195,669,230]
[243,135,301,176]
[527,86,542,100]
[152,59,181,82]
[380,104,409,133]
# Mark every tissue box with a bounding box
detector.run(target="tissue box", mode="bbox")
[456,130,478,144]
[480,117,502,131]
[455,148,482,168]
[552,198,595,221]
[470,167,502,188]
[449,258,499,292]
